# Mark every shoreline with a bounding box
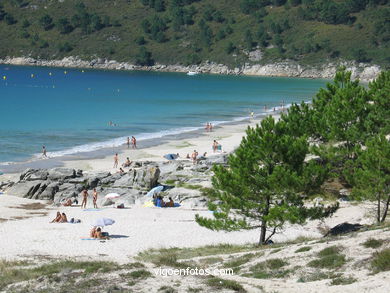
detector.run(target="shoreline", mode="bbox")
[0,110,279,174]
[0,56,382,82]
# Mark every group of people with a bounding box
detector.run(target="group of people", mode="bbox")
[205,122,213,132]
[126,136,137,149]
[50,212,68,223]
[81,188,98,209]
[187,150,207,164]
[153,195,175,208]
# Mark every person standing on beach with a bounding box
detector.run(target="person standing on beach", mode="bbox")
[114,153,119,168]
[93,188,98,209]
[205,122,209,132]
[81,189,88,209]
[213,140,219,153]
[209,123,213,132]
[42,146,47,158]
[127,137,130,148]
[131,136,137,149]
[191,150,198,164]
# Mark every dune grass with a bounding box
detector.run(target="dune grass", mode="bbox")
[248,258,290,279]
[371,248,390,273]
[206,277,246,292]
[362,238,384,249]
[0,260,119,289]
[307,246,346,269]
[330,275,357,285]
[295,246,312,253]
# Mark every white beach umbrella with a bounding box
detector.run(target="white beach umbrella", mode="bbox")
[92,218,115,227]
[146,185,164,197]
[105,193,120,199]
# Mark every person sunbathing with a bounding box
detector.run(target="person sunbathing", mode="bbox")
[166,197,174,207]
[122,157,132,167]
[50,212,62,223]
[94,227,110,240]
[62,198,73,207]
[59,212,68,223]
[90,227,97,238]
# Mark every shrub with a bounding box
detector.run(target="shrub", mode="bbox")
[362,238,384,249]
[295,246,312,253]
[371,248,390,273]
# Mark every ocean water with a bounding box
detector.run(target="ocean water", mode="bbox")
[0,65,327,164]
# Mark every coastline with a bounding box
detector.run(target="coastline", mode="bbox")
[0,56,382,82]
[0,110,278,174]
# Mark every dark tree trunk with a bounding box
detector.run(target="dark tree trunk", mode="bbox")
[258,196,270,245]
[380,194,390,223]
[259,222,267,245]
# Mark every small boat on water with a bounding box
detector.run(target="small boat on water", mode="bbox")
[187,71,198,76]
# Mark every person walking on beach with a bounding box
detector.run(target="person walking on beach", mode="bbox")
[81,189,88,209]
[42,146,47,158]
[127,137,130,149]
[131,136,137,149]
[114,153,119,168]
[93,188,98,209]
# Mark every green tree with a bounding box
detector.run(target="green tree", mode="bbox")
[57,18,73,34]
[244,29,254,50]
[5,14,17,25]
[135,36,146,45]
[311,68,369,157]
[40,14,54,30]
[352,135,390,223]
[22,19,30,28]
[365,71,390,135]
[196,116,338,244]
[225,41,236,54]
[136,46,154,66]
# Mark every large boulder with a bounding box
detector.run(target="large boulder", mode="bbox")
[38,182,60,200]
[324,222,363,237]
[48,168,76,181]
[113,166,160,189]
[24,169,49,181]
[6,180,43,198]
[20,168,36,181]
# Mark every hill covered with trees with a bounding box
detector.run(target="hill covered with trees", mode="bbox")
[0,0,389,68]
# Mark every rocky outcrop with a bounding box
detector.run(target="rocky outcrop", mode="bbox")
[6,165,161,204]
[0,56,382,82]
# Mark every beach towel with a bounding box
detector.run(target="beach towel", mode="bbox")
[143,201,155,208]
[80,238,100,240]
[83,208,104,211]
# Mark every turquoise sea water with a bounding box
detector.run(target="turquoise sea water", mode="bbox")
[0,65,327,164]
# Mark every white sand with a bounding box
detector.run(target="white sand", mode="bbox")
[0,194,374,263]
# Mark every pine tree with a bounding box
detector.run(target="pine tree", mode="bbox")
[352,135,390,223]
[196,116,338,245]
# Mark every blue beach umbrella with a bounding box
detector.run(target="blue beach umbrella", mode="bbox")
[92,218,115,227]
[146,185,164,197]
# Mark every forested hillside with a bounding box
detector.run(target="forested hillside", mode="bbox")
[0,0,388,67]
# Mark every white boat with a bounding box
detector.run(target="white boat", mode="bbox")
[187,71,198,76]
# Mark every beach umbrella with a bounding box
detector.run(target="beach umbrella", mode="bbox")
[105,193,120,199]
[146,185,164,197]
[164,153,179,161]
[92,218,115,227]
